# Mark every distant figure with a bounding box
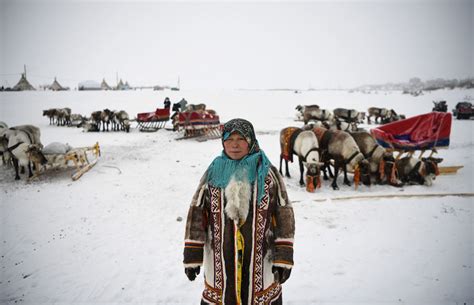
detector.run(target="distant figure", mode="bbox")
[164,97,171,109]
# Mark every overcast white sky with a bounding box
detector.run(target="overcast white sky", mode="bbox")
[0,0,472,89]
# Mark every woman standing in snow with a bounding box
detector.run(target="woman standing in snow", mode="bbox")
[183,118,295,304]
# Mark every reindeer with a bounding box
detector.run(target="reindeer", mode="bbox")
[381,109,406,124]
[82,120,100,132]
[295,104,319,121]
[25,144,48,178]
[185,103,206,112]
[350,131,402,186]
[56,108,71,126]
[115,110,131,132]
[279,127,323,189]
[303,107,333,124]
[43,109,58,125]
[396,156,442,186]
[0,125,44,180]
[333,108,361,123]
[70,114,86,127]
[90,111,102,130]
[367,107,391,124]
[0,123,10,166]
[100,109,113,131]
[312,127,370,190]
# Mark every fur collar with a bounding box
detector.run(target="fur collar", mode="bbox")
[224,177,251,223]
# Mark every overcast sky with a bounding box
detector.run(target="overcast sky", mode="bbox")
[1,0,472,89]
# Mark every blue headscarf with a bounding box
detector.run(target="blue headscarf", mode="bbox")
[206,119,271,204]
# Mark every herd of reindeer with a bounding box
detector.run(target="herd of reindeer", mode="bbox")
[279,104,442,191]
[42,108,132,132]
[1,102,442,189]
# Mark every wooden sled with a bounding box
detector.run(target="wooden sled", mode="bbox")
[42,142,101,181]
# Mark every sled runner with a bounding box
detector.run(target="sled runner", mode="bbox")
[136,107,170,132]
[174,111,222,140]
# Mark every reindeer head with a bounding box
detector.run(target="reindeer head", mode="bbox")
[304,150,323,192]
[0,135,8,151]
[124,120,131,133]
[379,153,402,186]
[358,159,371,186]
[26,144,48,165]
[420,157,443,186]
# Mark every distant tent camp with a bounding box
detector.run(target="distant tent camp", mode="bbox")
[13,73,35,91]
[49,77,68,91]
[101,78,111,90]
[115,79,131,90]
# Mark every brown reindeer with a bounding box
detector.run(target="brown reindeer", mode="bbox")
[312,127,370,190]
[367,107,391,124]
[303,106,333,124]
[100,109,113,131]
[185,103,206,112]
[90,111,102,130]
[114,110,131,132]
[43,108,58,125]
[350,131,402,186]
[333,108,361,123]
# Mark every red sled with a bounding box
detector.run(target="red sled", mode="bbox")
[136,107,170,132]
[371,112,452,152]
[174,111,222,140]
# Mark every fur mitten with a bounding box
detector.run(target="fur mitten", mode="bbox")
[272,266,292,284]
[185,266,200,281]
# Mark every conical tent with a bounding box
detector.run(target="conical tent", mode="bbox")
[116,79,124,90]
[13,73,35,91]
[101,78,111,90]
[49,77,66,91]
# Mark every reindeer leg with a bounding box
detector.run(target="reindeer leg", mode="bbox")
[322,164,329,180]
[285,160,290,178]
[298,158,305,186]
[343,163,351,186]
[279,156,283,175]
[331,161,339,190]
[27,162,33,178]
[327,161,334,178]
[12,158,20,180]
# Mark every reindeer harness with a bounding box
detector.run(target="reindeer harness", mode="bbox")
[281,127,302,162]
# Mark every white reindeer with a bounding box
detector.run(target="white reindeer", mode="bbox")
[279,127,323,187]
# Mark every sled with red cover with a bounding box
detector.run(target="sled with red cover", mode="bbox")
[371,112,452,156]
[174,111,222,140]
[136,107,170,132]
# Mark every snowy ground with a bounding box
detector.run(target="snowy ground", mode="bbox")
[0,89,473,304]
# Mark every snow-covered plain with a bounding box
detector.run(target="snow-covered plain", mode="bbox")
[1,89,473,305]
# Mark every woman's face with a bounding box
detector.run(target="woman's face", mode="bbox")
[223,132,250,160]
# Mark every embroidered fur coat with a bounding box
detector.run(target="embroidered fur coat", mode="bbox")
[184,166,295,305]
